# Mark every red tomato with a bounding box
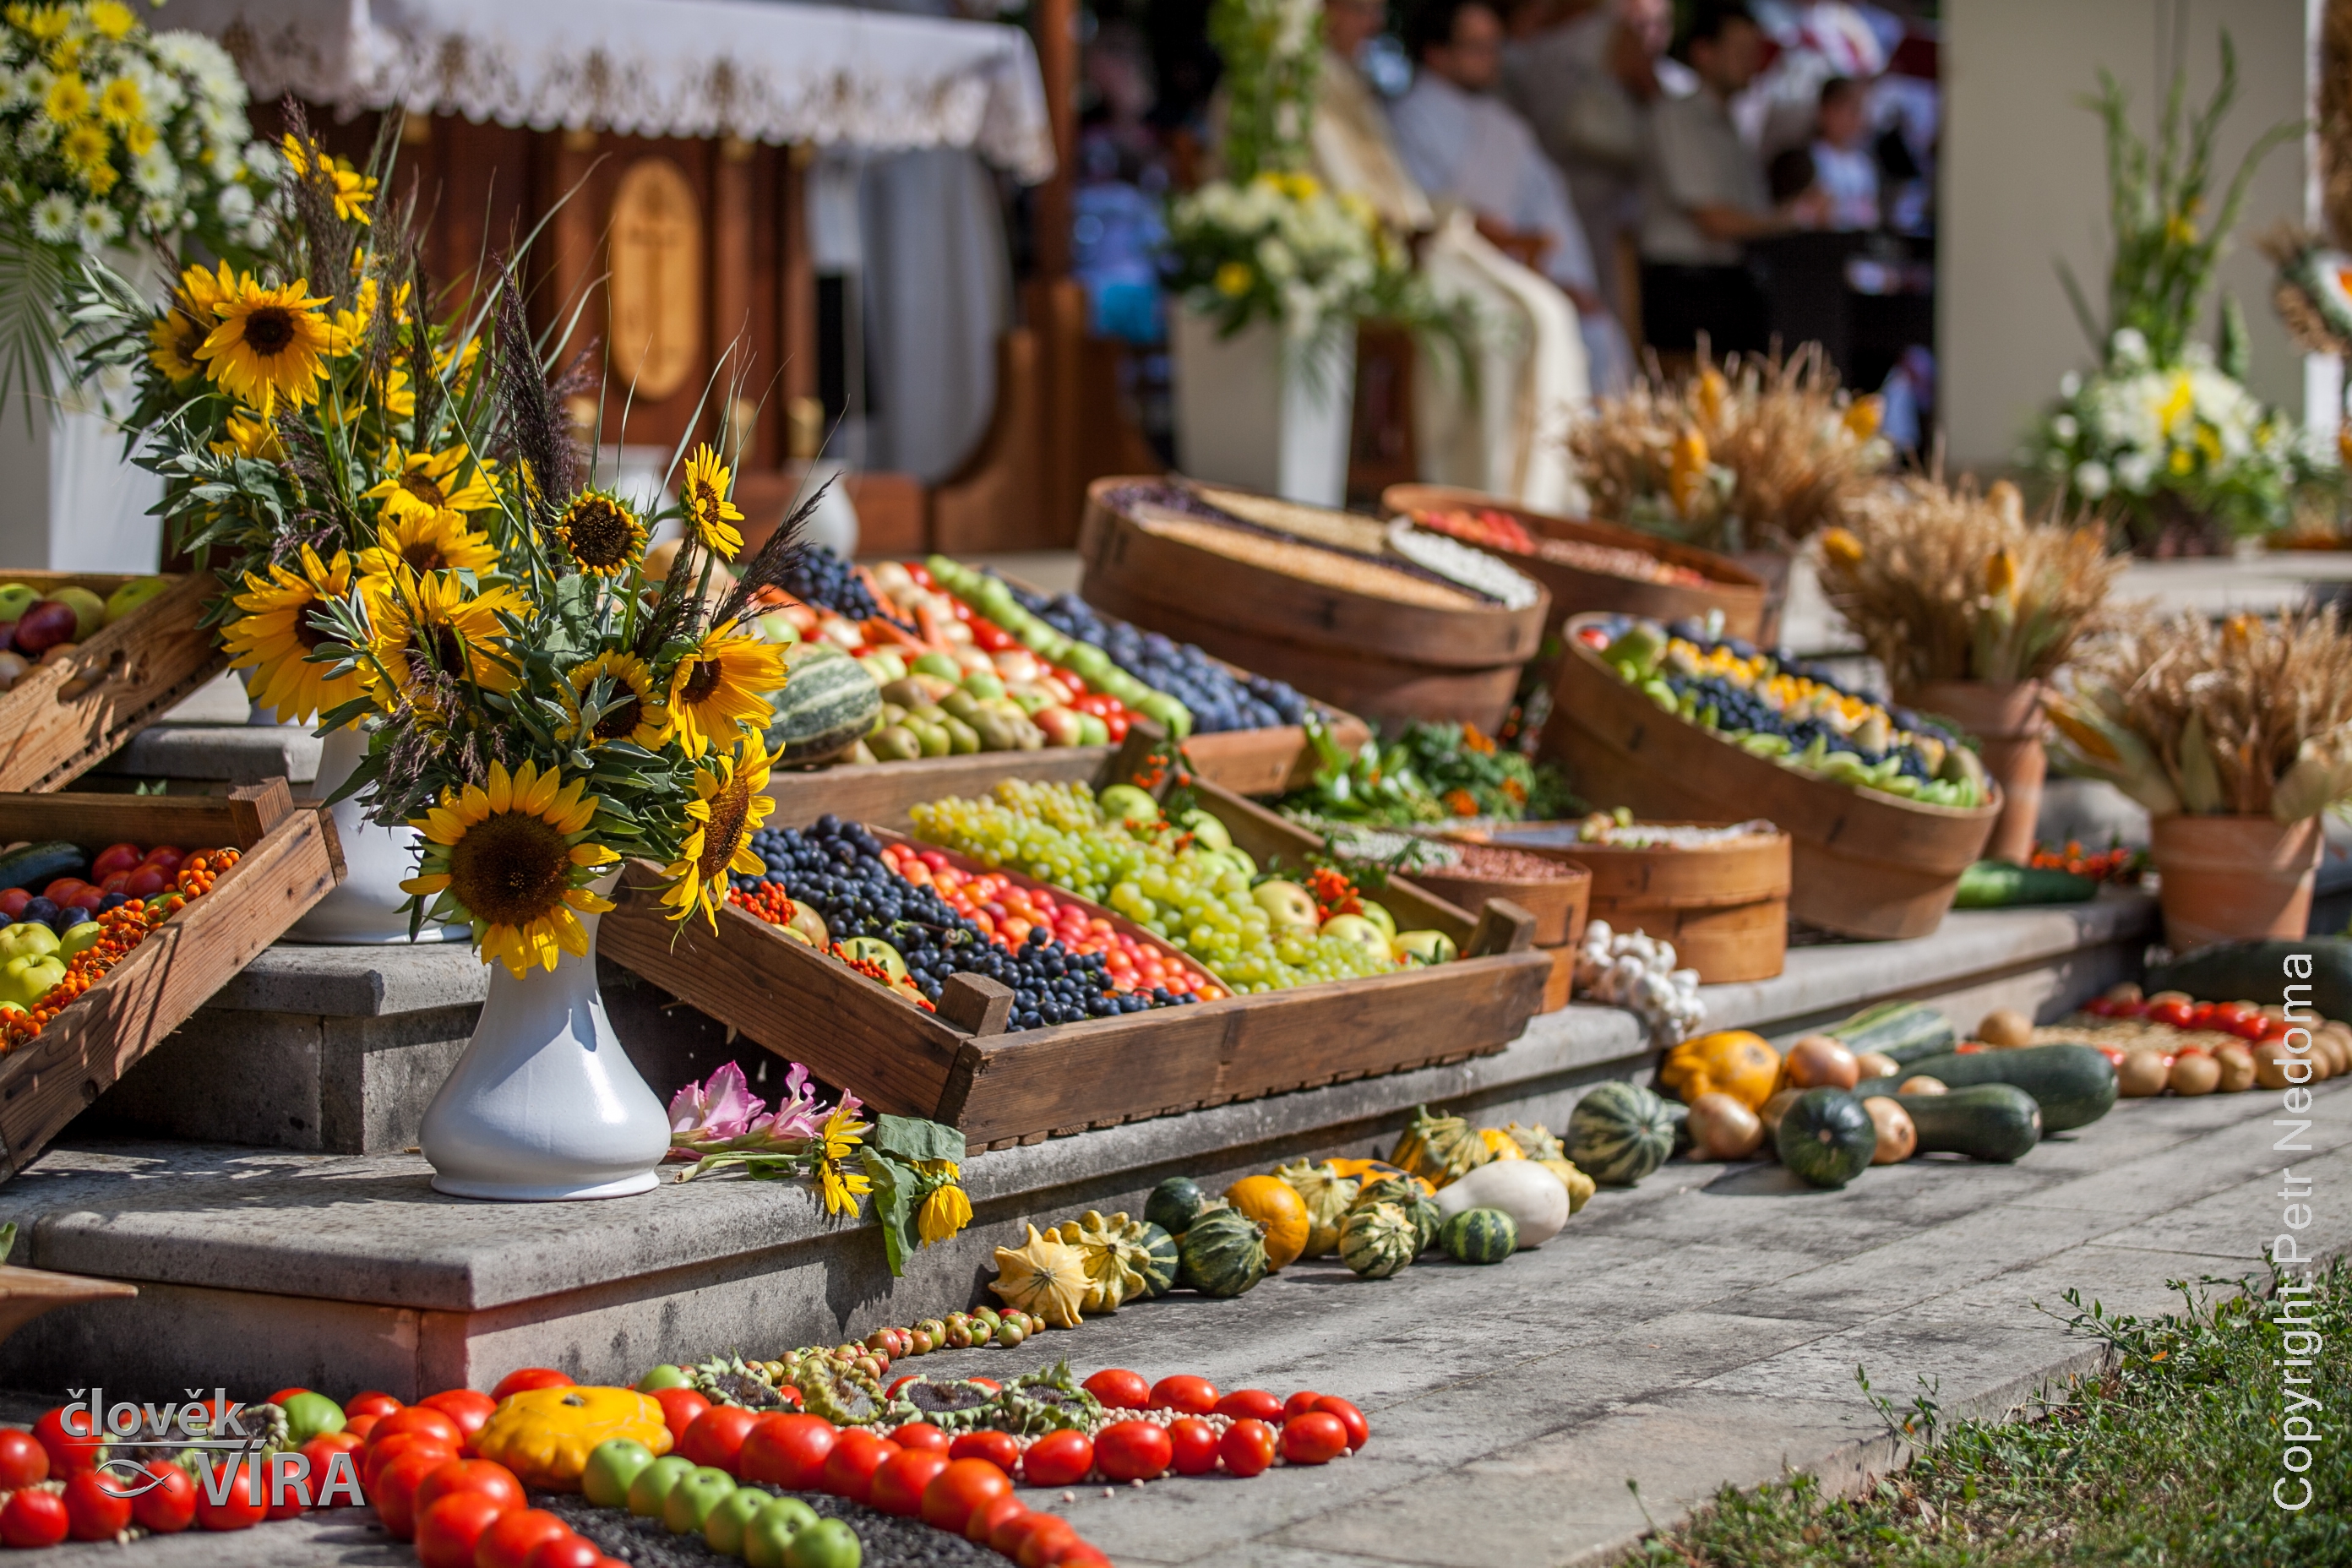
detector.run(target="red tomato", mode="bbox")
[922,1456,1013,1533]
[868,1448,951,1516]
[2186,1001,2219,1028]
[1213,1388,1284,1424]
[1050,1548,1112,1568]
[266,1454,312,1521]
[34,1406,104,1475]
[370,1406,466,1453]
[130,1460,196,1533]
[651,1386,710,1442]
[2107,999,2148,1019]
[821,1429,900,1502]
[678,1404,762,1473]
[2208,999,2258,1026]
[884,1374,923,1398]
[300,1432,366,1505]
[364,1432,457,1493]
[1219,1418,1277,1478]
[345,1412,382,1441]
[373,1449,459,1541]
[471,1506,571,1568]
[1282,1390,1324,1421]
[966,1377,1002,1394]
[1019,1429,1093,1487]
[62,1468,133,1541]
[948,1429,1022,1471]
[995,1510,1076,1561]
[0,1488,67,1548]
[1080,1369,1150,1410]
[0,1427,47,1489]
[1148,1375,1217,1415]
[965,1490,1028,1544]
[1310,1396,1370,1451]
[1094,1419,1172,1483]
[416,1491,512,1568]
[1015,1516,1085,1568]
[346,1391,404,1420]
[489,1369,571,1401]
[525,1534,607,1568]
[192,1459,266,1531]
[268,1386,313,1406]
[1167,1417,1219,1476]
[414,1458,525,1522]
[90,843,142,879]
[888,1421,951,1454]
[2082,996,2116,1016]
[2147,999,2196,1030]
[738,1413,837,1489]
[2230,1013,2274,1040]
[1282,1411,1348,1465]
[421,1390,499,1451]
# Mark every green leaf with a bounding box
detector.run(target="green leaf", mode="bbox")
[859,1151,916,1277]
[872,1113,966,1164]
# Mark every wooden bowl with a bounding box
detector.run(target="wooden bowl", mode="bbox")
[1403,860,1591,950]
[1538,615,1999,940]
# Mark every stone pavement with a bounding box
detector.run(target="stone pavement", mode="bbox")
[24,1078,2349,1567]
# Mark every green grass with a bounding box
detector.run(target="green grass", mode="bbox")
[1639,1260,2350,1567]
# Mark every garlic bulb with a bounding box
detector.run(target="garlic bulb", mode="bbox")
[1574,919,1706,1043]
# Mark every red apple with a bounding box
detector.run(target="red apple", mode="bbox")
[1032,706,1087,748]
[12,601,79,656]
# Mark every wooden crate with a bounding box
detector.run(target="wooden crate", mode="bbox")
[0,572,226,793]
[602,765,1550,1151]
[0,782,342,1174]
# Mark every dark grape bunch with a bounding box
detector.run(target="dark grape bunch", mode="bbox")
[776,543,911,630]
[738,816,1191,1032]
[1003,581,1309,733]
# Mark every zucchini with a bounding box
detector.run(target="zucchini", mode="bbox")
[1855,1043,2116,1133]
[1822,1000,1956,1066]
[0,841,84,894]
[2147,937,2352,1023]
[1952,861,2098,908]
[1885,1083,2041,1162]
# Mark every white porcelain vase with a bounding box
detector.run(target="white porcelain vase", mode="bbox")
[288,725,470,944]
[1170,308,1355,505]
[419,880,671,1200]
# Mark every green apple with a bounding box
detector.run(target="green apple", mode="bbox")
[1320,913,1391,963]
[1251,879,1320,930]
[0,584,33,623]
[101,576,171,624]
[635,1364,689,1391]
[1356,901,1396,939]
[1075,712,1109,746]
[0,924,59,961]
[912,651,963,682]
[57,921,104,959]
[785,1517,863,1568]
[703,1484,774,1557]
[582,1437,659,1509]
[664,1465,738,1534]
[50,586,105,640]
[627,1454,699,1517]
[1096,783,1160,827]
[959,670,1004,702]
[0,954,64,1008]
[1392,929,1459,966]
[743,1498,823,1568]
[1176,808,1231,851]
[754,612,801,645]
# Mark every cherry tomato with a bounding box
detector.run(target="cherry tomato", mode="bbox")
[525,1533,607,1568]
[995,1510,1077,1561]
[0,1427,47,1489]
[414,1458,525,1522]
[678,1404,761,1473]
[0,1487,67,1548]
[1093,1419,1172,1483]
[34,1406,104,1475]
[364,1432,458,1493]
[1310,1396,1370,1451]
[2231,1013,2274,1040]
[63,1468,134,1541]
[346,1391,404,1420]
[885,1375,923,1398]
[1212,1388,1284,1423]
[1282,1390,1325,1422]
[300,1432,366,1505]
[1167,1417,1219,1476]
[1282,1411,1348,1465]
[738,1413,837,1489]
[949,1429,1022,1471]
[966,1377,1002,1395]
[868,1448,951,1516]
[821,1428,900,1502]
[373,1448,460,1541]
[888,1421,951,1453]
[922,1456,1013,1533]
[421,1390,499,1452]
[1051,1549,1112,1568]
[416,1490,512,1568]
[966,1491,1027,1544]
[2082,996,2117,1016]
[471,1506,571,1568]
[2107,999,2148,1019]
[651,1386,710,1442]
[90,843,142,879]
[192,1458,266,1531]
[2186,1001,2219,1029]
[1080,1369,1150,1410]
[370,1406,466,1453]
[490,1369,571,1401]
[130,1459,197,1533]
[1019,1429,1093,1487]
[1148,1375,1217,1415]
[1219,1418,1277,1478]
[2147,999,2196,1030]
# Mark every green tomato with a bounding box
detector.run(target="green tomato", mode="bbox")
[743,1498,823,1568]
[704,1485,774,1557]
[627,1454,699,1518]
[275,1391,344,1446]
[664,1466,739,1534]
[636,1364,690,1392]
[582,1438,658,1508]
[785,1517,863,1568]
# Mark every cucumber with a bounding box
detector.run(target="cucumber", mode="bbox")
[1822,1000,1956,1066]
[1952,861,2098,908]
[1855,1043,2116,1133]
[0,841,84,893]
[2146,937,2352,1022]
[1883,1084,2041,1162]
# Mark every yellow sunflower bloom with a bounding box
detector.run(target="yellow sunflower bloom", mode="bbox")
[221,547,365,724]
[356,510,497,581]
[362,566,530,713]
[197,275,339,417]
[401,759,620,976]
[210,410,284,462]
[281,133,377,226]
[376,366,414,420]
[680,443,745,560]
[558,650,668,750]
[664,623,786,757]
[551,492,646,579]
[658,733,776,927]
[915,1161,973,1246]
[148,309,208,383]
[813,1102,874,1217]
[818,1157,874,1218]
[362,445,499,524]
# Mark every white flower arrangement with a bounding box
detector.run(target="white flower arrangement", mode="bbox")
[1168,171,1391,346]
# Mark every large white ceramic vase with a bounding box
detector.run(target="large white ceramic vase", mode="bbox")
[419,876,671,1200]
[1170,308,1355,505]
[288,724,471,944]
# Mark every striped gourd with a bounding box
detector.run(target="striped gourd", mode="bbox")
[1438,1207,1518,1265]
[1338,1202,1418,1278]
[764,645,883,762]
[1174,1206,1267,1298]
[1566,1081,1678,1187]
[1353,1174,1440,1254]
[1124,1218,1179,1298]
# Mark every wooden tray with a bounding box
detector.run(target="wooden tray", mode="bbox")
[1077,477,1548,732]
[1539,615,1998,941]
[602,767,1551,1151]
[0,782,342,1175]
[0,572,225,792]
[1380,484,1767,644]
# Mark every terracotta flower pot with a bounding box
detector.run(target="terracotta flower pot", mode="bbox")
[2148,814,2325,952]
[1905,679,2048,866]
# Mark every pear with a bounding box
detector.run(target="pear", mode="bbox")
[51,586,105,640]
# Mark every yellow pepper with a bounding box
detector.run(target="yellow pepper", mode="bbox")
[471,1385,672,1492]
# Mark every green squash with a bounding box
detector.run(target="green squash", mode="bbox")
[1820,999,1956,1066]
[764,644,884,763]
[1776,1088,1877,1188]
[1337,1202,1418,1278]
[1353,1175,1439,1253]
[1125,1218,1180,1298]
[1566,1082,1678,1187]
[1438,1207,1518,1265]
[1894,1084,2042,1162]
[1856,1044,2114,1133]
[1175,1206,1268,1298]
[1145,1175,1206,1236]
[2148,936,2352,1021]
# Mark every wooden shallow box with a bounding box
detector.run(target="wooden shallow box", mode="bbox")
[0,572,225,792]
[0,782,341,1175]
[602,770,1551,1151]
[1380,483,1767,644]
[1539,613,1998,941]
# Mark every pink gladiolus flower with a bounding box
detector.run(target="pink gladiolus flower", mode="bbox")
[669,1062,766,1151]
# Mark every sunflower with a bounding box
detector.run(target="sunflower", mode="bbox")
[813,1102,874,1217]
[357,510,497,581]
[281,133,377,225]
[210,410,284,462]
[148,308,208,382]
[221,547,365,724]
[401,760,620,976]
[558,650,668,750]
[664,624,786,758]
[551,491,646,578]
[659,733,776,927]
[362,566,529,712]
[914,1160,974,1246]
[680,444,745,560]
[362,445,499,524]
[197,275,339,416]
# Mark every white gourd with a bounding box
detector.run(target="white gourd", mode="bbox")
[1429,1159,1570,1248]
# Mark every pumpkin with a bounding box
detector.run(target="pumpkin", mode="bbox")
[1275,1160,1362,1258]
[1176,1206,1269,1297]
[1537,1157,1595,1214]
[472,1386,672,1492]
[1658,1030,1782,1110]
[1224,1175,1310,1270]
[765,643,884,762]
[1478,1127,1526,1160]
[1048,1210,1152,1314]
[1566,1081,1678,1186]
[1144,1175,1206,1235]
[1438,1207,1518,1264]
[1124,1217,1180,1298]
[1337,1202,1418,1278]
[1430,1159,1569,1247]
[1775,1088,1877,1188]
[1353,1173,1440,1252]
[989,1225,1090,1327]
[1390,1104,1490,1186]
[1505,1122,1566,1162]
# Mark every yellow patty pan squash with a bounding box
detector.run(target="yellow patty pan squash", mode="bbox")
[1660,1031,1782,1110]
[473,1386,672,1491]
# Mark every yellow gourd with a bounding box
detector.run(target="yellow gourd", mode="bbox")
[1505,1122,1565,1162]
[472,1386,672,1492]
[1659,1030,1783,1110]
[1478,1128,1526,1161]
[1390,1105,1489,1186]
[1048,1210,1149,1315]
[990,1224,1090,1328]
[1223,1174,1310,1270]
[1275,1160,1361,1258]
[1538,1157,1597,1213]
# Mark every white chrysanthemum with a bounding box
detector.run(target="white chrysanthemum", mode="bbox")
[74,202,122,250]
[2073,460,2111,499]
[2110,326,2149,368]
[2115,449,2158,493]
[27,191,75,243]
[139,195,177,231]
[2059,371,2082,399]
[131,147,178,196]
[241,216,273,249]
[2050,413,2078,444]
[207,141,242,182]
[242,138,280,181]
[216,180,253,222]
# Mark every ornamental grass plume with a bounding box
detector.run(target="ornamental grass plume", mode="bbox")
[1817,476,2125,691]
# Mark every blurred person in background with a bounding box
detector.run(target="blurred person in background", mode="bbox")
[1810,75,1879,231]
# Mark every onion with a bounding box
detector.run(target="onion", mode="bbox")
[2214,1045,2256,1092]
[2169,1053,2220,1097]
[1854,1050,1900,1080]
[1756,1086,1806,1141]
[2115,1051,2170,1097]
[1862,1097,1916,1163]
[1977,1008,2034,1048]
[1897,1075,1948,1095]
[1685,1092,1764,1160]
[1783,1035,1859,1091]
